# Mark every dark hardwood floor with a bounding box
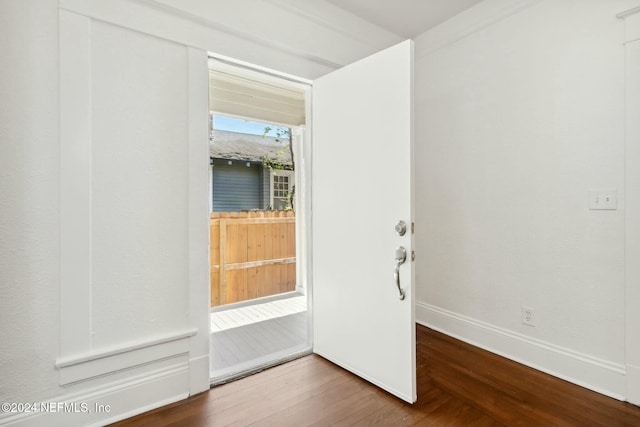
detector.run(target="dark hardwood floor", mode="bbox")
[111,325,640,426]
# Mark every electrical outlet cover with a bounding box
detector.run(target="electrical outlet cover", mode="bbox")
[521,306,535,327]
[588,189,617,210]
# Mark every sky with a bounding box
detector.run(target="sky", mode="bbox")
[213,114,285,137]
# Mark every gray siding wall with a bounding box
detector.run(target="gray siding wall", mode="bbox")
[212,161,264,212]
[262,168,271,209]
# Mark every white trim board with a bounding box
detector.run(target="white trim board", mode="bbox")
[55,330,195,386]
[186,45,212,396]
[58,0,403,80]
[628,365,640,404]
[59,9,93,356]
[416,301,627,401]
[623,5,640,405]
[57,0,335,80]
[56,328,196,369]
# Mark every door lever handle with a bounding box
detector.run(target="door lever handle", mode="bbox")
[394,247,407,300]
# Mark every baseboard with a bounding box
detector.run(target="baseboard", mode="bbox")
[189,354,210,395]
[0,362,190,427]
[628,365,640,405]
[416,301,627,401]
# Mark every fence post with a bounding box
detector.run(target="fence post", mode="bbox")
[219,219,227,305]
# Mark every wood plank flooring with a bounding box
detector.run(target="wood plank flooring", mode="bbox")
[111,325,640,427]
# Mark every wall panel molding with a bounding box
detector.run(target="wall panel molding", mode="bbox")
[56,10,211,420]
[59,9,93,357]
[55,329,196,386]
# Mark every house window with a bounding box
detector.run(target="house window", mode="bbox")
[271,171,293,210]
[273,175,289,198]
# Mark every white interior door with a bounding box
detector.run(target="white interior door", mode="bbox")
[312,40,416,403]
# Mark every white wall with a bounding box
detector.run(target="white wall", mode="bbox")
[8,0,637,421]
[0,1,400,425]
[0,0,61,405]
[414,0,640,400]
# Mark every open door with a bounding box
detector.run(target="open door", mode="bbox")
[312,40,416,403]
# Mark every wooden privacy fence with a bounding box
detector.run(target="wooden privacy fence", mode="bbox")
[210,211,296,307]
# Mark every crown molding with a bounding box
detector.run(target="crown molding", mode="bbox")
[414,0,542,59]
[59,0,341,79]
[140,0,402,72]
[617,5,640,19]
[264,0,402,52]
[136,0,343,70]
[617,3,640,44]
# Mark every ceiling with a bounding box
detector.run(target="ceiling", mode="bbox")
[325,0,484,39]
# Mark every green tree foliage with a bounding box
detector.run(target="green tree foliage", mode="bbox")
[263,126,295,211]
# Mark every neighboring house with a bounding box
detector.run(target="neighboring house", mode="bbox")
[210,129,294,212]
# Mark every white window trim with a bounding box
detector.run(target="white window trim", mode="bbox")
[269,169,295,210]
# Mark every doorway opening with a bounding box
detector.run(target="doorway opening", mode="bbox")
[207,58,311,384]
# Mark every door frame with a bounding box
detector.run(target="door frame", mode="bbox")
[207,52,313,305]
[207,54,315,381]
[619,5,640,405]
[207,45,418,402]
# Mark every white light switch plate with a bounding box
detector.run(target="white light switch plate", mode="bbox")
[588,190,617,210]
